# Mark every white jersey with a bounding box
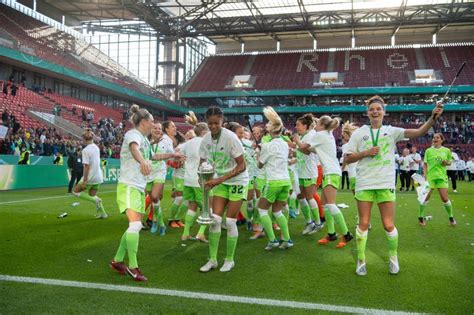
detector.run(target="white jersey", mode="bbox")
[342,143,357,178]
[174,143,185,179]
[242,138,258,178]
[199,128,249,186]
[182,137,202,187]
[82,143,103,185]
[346,125,405,192]
[309,130,341,176]
[399,155,413,171]
[456,159,466,171]
[119,129,151,191]
[147,142,167,182]
[259,137,290,182]
[446,152,459,171]
[410,152,422,171]
[296,130,319,179]
[467,161,474,173]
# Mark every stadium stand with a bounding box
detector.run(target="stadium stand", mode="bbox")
[186,46,474,92]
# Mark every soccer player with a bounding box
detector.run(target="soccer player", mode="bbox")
[292,114,323,235]
[181,112,210,242]
[198,107,248,273]
[295,116,353,248]
[256,107,293,250]
[169,132,187,227]
[341,121,358,194]
[419,133,456,226]
[110,105,154,282]
[409,146,422,190]
[344,95,443,276]
[73,128,108,219]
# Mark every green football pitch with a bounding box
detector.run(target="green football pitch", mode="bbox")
[0,182,473,314]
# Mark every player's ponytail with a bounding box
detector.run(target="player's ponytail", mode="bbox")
[263,106,283,134]
[129,104,151,127]
[82,128,94,141]
[319,115,340,131]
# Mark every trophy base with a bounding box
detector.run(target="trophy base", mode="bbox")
[197,215,215,225]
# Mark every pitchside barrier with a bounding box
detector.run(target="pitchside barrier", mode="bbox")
[0,155,173,190]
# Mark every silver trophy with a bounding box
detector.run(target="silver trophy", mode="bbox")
[197,162,215,225]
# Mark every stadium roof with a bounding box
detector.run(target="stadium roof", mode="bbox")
[37,0,474,44]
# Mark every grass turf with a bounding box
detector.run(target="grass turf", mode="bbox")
[0,182,473,314]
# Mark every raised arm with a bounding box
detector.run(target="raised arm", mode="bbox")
[404,102,443,138]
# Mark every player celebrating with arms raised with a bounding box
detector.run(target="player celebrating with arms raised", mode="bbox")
[344,95,443,276]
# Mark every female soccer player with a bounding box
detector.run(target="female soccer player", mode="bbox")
[257,107,293,250]
[73,128,108,219]
[169,132,187,227]
[199,107,248,273]
[293,114,323,235]
[341,121,358,194]
[419,133,456,226]
[110,105,155,282]
[181,112,210,241]
[295,116,353,248]
[344,95,443,276]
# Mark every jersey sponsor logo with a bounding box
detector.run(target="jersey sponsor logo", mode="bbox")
[363,135,369,141]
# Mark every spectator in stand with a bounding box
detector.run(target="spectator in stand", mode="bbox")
[82,109,86,122]
[2,82,8,97]
[20,73,26,87]
[446,147,459,192]
[10,84,17,97]
[2,110,9,125]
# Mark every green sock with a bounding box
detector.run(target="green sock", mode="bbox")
[333,212,349,235]
[182,210,195,237]
[170,202,180,220]
[283,207,289,221]
[301,204,311,222]
[444,200,454,217]
[126,232,139,269]
[289,197,297,211]
[226,236,238,261]
[152,203,160,222]
[275,212,290,241]
[419,203,426,218]
[209,231,221,262]
[247,200,254,221]
[310,207,321,225]
[386,228,398,257]
[197,224,207,236]
[324,207,335,234]
[356,228,368,261]
[78,192,96,203]
[157,209,165,226]
[258,210,276,241]
[114,231,127,262]
[177,203,188,221]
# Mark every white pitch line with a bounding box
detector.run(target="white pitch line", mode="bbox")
[0,274,420,315]
[0,190,115,205]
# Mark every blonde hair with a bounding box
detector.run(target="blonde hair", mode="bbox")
[263,106,283,134]
[82,128,94,141]
[185,111,209,137]
[341,121,358,140]
[129,104,151,127]
[318,115,340,131]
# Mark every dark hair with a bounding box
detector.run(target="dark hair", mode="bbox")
[225,122,243,133]
[205,106,223,119]
[162,120,174,134]
[297,113,314,129]
[175,131,185,145]
[366,95,386,107]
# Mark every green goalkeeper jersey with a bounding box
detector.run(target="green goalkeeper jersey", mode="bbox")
[424,146,452,181]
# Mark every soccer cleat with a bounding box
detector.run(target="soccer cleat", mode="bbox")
[272,223,281,231]
[279,239,294,249]
[219,260,235,272]
[418,217,426,226]
[126,267,148,281]
[308,223,324,235]
[110,260,127,275]
[195,234,208,243]
[264,239,280,251]
[181,235,195,241]
[95,213,108,219]
[159,225,167,236]
[246,221,253,231]
[170,221,180,228]
[95,198,103,210]
[356,260,367,276]
[336,232,354,248]
[453,190,458,193]
[150,221,158,234]
[449,217,457,226]
[250,230,265,240]
[302,221,316,235]
[289,209,297,219]
[318,233,338,245]
[176,220,185,228]
[199,260,218,273]
[389,256,400,275]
